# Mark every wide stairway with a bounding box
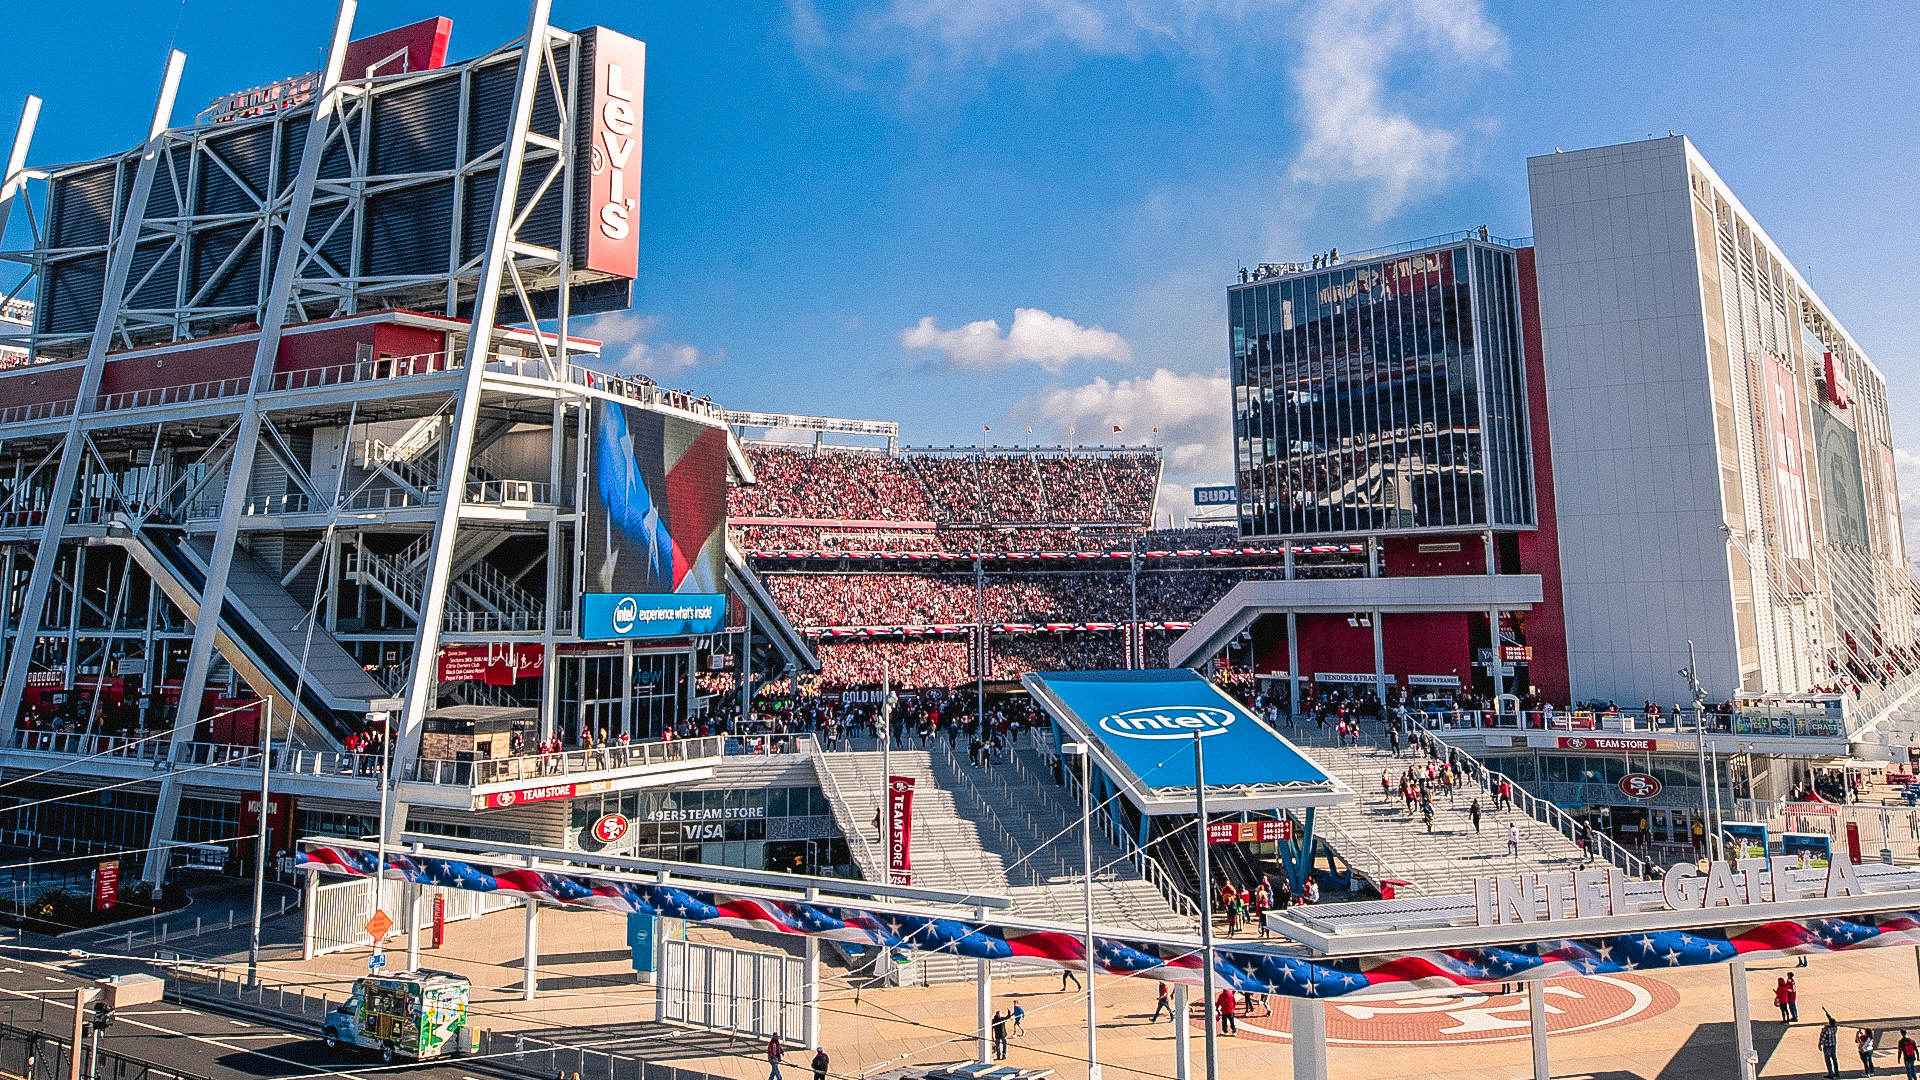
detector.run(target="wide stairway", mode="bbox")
[816,739,1192,982]
[1285,720,1592,897]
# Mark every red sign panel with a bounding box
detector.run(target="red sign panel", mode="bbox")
[1500,645,1533,662]
[483,783,576,809]
[431,894,446,949]
[1618,773,1662,800]
[579,27,647,279]
[93,861,119,912]
[238,793,296,854]
[1824,352,1854,409]
[887,776,915,886]
[1206,820,1293,844]
[1762,356,1816,593]
[437,644,544,683]
[1557,737,1655,752]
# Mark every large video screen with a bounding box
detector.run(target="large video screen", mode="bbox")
[582,403,729,638]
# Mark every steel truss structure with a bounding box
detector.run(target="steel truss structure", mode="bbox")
[0,0,813,885]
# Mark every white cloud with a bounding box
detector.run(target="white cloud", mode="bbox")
[1894,447,1920,563]
[583,311,720,378]
[1009,367,1231,521]
[1288,0,1507,217]
[900,307,1132,373]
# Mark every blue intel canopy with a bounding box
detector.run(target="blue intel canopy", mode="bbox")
[1021,669,1350,815]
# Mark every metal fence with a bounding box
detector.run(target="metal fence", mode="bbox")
[0,1021,211,1080]
[659,939,805,1040]
[308,877,521,958]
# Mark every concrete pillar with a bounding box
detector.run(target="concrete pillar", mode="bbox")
[1283,541,1294,581]
[406,883,422,971]
[622,640,634,738]
[1366,536,1379,578]
[1290,997,1327,1080]
[301,868,319,961]
[976,955,992,1062]
[1372,609,1387,707]
[1287,612,1300,719]
[523,898,539,1001]
[804,935,820,1048]
[1529,980,1549,1080]
[1173,984,1190,1080]
[1731,960,1757,1080]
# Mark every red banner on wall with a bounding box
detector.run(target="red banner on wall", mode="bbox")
[437,644,545,683]
[93,861,119,912]
[887,776,915,886]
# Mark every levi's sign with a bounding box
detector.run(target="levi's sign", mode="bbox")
[1474,854,1867,926]
[579,28,647,279]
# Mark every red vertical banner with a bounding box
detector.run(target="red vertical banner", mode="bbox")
[1846,821,1862,865]
[887,776,915,886]
[577,27,647,279]
[93,860,119,912]
[431,894,446,949]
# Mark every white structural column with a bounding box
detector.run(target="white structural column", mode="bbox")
[1173,984,1190,1080]
[1730,960,1757,1080]
[976,957,991,1061]
[1529,980,1549,1080]
[406,882,423,971]
[301,868,320,961]
[1290,997,1328,1080]
[1372,609,1387,705]
[391,0,557,827]
[0,96,42,242]
[0,52,183,754]
[523,897,540,1000]
[1287,612,1300,717]
[151,4,359,883]
[803,889,821,1047]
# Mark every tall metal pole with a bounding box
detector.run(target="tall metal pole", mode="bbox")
[1079,748,1098,1080]
[372,709,392,959]
[247,695,272,986]
[975,556,985,731]
[1129,539,1140,669]
[1682,640,1713,862]
[1194,732,1218,1080]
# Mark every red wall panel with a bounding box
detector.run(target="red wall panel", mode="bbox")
[1382,535,1483,576]
[1516,247,1571,704]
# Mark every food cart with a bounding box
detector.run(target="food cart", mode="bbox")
[323,971,470,1062]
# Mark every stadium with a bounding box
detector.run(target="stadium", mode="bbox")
[0,9,1918,1078]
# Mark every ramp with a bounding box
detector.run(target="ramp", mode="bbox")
[102,519,392,749]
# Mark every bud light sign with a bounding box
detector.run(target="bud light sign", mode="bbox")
[1193,485,1238,507]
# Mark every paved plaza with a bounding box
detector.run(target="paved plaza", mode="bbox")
[227,898,1920,1080]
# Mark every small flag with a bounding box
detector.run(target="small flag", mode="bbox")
[1112,425,1123,433]
[1026,426,1033,434]
[1068,426,1075,435]
[983,425,991,433]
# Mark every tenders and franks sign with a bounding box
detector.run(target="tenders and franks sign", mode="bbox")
[1474,854,1869,927]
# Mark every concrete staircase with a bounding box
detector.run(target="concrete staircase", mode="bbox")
[1286,722,1590,897]
[815,740,1190,983]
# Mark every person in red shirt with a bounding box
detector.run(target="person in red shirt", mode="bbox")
[1215,988,1237,1035]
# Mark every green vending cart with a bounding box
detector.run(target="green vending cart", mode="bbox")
[324,971,470,1062]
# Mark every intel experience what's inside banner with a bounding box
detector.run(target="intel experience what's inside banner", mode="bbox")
[582,403,729,639]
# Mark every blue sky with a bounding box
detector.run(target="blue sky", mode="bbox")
[3,0,1916,523]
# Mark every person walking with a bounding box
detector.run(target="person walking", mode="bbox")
[1786,972,1799,1022]
[1151,983,1174,1023]
[1506,823,1521,858]
[1820,1017,1842,1078]
[810,1048,829,1080]
[1061,965,1081,991]
[1909,808,1919,841]
[1011,1002,1025,1037]
[1470,798,1483,834]
[991,1011,1009,1060]
[1215,988,1237,1035]
[1859,1027,1879,1076]
[1898,1031,1918,1080]
[1422,803,1435,833]
[766,1035,786,1080]
[1774,978,1792,1023]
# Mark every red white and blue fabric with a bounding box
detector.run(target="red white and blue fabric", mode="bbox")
[299,846,1920,998]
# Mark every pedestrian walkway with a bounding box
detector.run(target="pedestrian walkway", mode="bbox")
[1284,720,1591,896]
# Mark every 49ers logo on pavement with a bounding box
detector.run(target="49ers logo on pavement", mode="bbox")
[1619,773,1662,799]
[1229,975,1676,1046]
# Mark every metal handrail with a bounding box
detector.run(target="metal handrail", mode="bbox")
[1322,817,1427,895]
[798,732,884,879]
[1424,730,1648,879]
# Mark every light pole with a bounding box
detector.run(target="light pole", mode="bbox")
[1061,742,1099,1080]
[1193,731,1218,1080]
[247,694,273,987]
[1680,640,1715,861]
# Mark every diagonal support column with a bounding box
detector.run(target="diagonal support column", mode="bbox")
[0,51,183,744]
[387,0,557,833]
[147,1,359,885]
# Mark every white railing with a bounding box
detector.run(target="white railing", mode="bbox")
[799,733,885,880]
[460,559,543,618]
[344,548,423,610]
[0,399,74,425]
[97,376,250,412]
[465,479,554,505]
[269,350,459,392]
[1321,817,1426,895]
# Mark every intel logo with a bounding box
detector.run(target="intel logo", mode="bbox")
[1097,707,1236,740]
[612,596,639,634]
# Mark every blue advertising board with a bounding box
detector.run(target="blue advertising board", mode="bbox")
[1022,669,1339,810]
[582,593,727,639]
[627,912,657,973]
[1193,485,1238,507]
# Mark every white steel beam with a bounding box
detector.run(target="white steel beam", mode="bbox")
[389,0,559,831]
[149,2,359,885]
[0,51,184,743]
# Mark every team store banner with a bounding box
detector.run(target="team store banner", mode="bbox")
[299,844,1920,999]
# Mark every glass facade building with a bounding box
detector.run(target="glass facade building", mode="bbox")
[1229,239,1534,537]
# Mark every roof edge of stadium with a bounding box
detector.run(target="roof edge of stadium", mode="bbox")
[1235,228,1534,285]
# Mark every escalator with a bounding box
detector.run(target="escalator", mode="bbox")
[99,518,393,749]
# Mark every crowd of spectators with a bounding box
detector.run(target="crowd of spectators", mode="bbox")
[729,446,935,522]
[815,634,1164,688]
[733,525,1286,557]
[764,568,1280,628]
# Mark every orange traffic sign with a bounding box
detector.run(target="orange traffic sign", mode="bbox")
[365,909,393,941]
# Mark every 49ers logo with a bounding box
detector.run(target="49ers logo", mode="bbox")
[1619,773,1662,799]
[593,814,630,844]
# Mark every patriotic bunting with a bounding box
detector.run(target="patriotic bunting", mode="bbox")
[298,845,1920,998]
